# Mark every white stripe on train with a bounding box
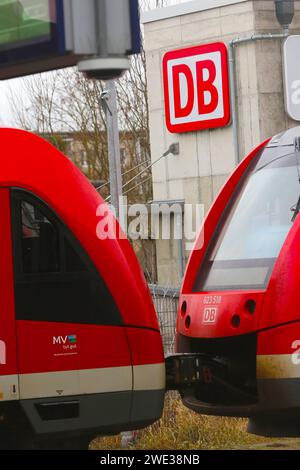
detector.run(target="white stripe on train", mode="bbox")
[0,363,166,401]
[257,354,300,379]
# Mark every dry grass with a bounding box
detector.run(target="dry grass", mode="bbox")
[91,393,274,450]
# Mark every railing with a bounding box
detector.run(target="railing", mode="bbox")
[149,284,180,354]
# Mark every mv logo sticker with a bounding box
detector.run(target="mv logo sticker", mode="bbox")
[53,335,77,345]
[203,307,218,324]
[52,335,78,356]
[0,340,6,365]
[163,42,230,133]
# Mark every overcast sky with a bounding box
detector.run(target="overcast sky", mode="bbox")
[0,78,24,127]
[0,0,190,128]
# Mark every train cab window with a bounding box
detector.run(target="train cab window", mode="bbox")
[64,237,87,272]
[11,190,121,325]
[194,150,300,291]
[21,201,60,273]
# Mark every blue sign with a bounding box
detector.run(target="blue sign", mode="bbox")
[129,0,141,55]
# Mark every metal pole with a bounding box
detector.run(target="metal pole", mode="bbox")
[177,230,185,281]
[105,79,123,219]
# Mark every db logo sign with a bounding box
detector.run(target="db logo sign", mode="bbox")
[203,308,218,324]
[163,42,230,133]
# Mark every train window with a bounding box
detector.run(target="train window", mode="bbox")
[21,201,60,273]
[11,189,122,325]
[64,237,87,272]
[194,151,300,291]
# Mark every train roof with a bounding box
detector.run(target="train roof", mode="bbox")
[267,125,300,148]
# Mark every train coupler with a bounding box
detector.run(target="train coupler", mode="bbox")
[165,353,225,391]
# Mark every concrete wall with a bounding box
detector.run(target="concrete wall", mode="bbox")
[143,0,300,287]
[253,1,300,142]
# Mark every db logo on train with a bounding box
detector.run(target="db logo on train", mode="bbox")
[163,42,231,133]
[203,308,218,324]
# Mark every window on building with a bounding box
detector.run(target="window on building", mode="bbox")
[80,150,88,168]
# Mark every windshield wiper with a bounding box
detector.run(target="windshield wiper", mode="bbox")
[291,137,300,222]
[291,197,300,222]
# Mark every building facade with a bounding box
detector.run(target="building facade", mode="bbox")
[142,0,300,287]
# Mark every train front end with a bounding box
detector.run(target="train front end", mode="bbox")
[176,126,300,436]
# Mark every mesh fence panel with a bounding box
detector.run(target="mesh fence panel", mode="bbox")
[149,285,179,355]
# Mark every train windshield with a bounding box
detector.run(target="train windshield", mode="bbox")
[194,149,300,291]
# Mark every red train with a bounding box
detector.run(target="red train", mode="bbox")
[176,126,300,436]
[3,124,300,445]
[0,129,165,449]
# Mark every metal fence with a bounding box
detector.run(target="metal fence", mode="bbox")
[149,284,180,354]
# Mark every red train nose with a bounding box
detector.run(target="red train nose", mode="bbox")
[177,292,263,339]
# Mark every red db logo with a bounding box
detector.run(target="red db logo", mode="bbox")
[163,42,230,133]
